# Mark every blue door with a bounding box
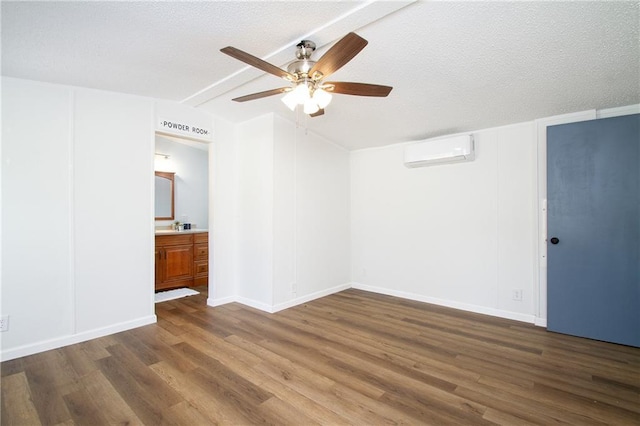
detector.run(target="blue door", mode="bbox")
[547,114,639,347]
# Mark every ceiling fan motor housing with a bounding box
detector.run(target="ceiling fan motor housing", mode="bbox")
[288,40,317,78]
[287,60,316,77]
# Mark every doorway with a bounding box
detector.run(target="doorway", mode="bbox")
[154,133,210,305]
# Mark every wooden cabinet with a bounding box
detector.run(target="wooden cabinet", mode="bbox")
[155,232,208,291]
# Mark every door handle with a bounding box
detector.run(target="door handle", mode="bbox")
[550,237,560,245]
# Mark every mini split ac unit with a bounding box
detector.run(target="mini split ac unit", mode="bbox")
[404,134,475,168]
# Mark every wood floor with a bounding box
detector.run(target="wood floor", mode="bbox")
[2,287,639,425]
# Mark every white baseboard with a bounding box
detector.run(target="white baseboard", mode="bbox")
[534,317,547,327]
[234,297,275,313]
[207,296,235,307]
[271,282,352,313]
[352,282,537,324]
[0,315,157,362]
[209,282,541,325]
[206,282,352,313]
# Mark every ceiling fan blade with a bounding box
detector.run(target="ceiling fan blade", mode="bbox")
[310,108,325,117]
[309,33,368,79]
[325,82,393,97]
[232,87,290,102]
[221,46,295,81]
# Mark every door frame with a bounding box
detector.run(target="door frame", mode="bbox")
[534,104,640,327]
[153,131,212,301]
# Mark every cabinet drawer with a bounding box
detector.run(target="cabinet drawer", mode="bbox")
[194,232,208,244]
[194,243,208,259]
[156,234,193,247]
[194,260,208,276]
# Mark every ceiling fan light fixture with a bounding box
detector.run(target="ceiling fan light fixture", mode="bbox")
[313,88,332,109]
[303,98,320,115]
[293,83,311,103]
[281,90,298,111]
[282,82,313,111]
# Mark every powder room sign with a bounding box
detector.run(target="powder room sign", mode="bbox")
[155,100,214,142]
[157,118,212,141]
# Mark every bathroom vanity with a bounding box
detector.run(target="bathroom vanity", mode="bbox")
[155,229,208,291]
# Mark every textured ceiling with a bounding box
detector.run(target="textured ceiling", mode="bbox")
[2,1,639,150]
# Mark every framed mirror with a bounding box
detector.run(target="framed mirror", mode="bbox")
[155,171,175,220]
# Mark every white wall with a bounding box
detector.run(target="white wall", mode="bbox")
[351,122,537,322]
[293,123,351,304]
[2,78,75,350]
[235,115,275,309]
[155,136,209,228]
[272,116,352,307]
[209,117,238,303]
[272,116,296,305]
[73,88,155,333]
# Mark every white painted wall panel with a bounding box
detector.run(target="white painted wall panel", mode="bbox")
[210,117,237,302]
[296,128,351,297]
[497,123,536,314]
[73,89,154,332]
[272,116,296,305]
[1,78,74,349]
[236,115,274,308]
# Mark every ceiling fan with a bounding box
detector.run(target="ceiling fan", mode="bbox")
[220,32,392,117]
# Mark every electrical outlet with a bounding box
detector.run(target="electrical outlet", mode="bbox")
[512,289,523,302]
[0,315,9,332]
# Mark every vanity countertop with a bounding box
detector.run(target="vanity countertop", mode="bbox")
[155,228,208,235]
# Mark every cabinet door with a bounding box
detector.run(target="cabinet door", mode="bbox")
[164,244,194,281]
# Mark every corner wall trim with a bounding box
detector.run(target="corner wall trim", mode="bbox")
[0,315,157,362]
